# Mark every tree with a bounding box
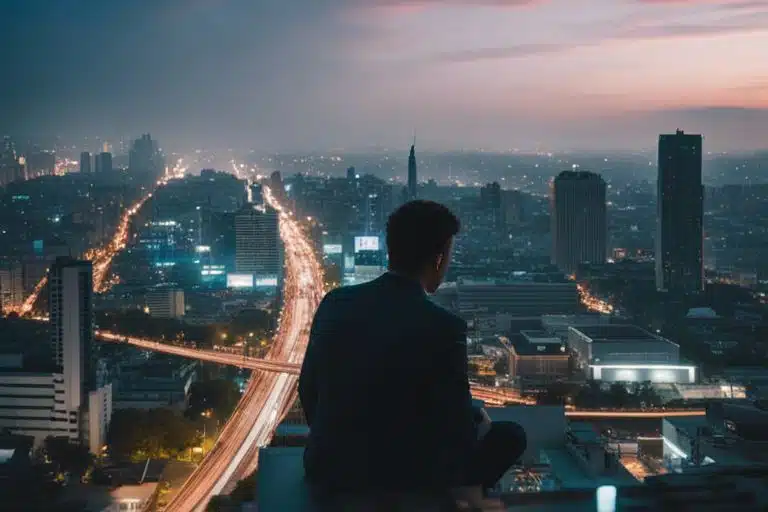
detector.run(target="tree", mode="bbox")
[608,383,631,409]
[108,408,199,460]
[187,379,241,421]
[43,436,92,477]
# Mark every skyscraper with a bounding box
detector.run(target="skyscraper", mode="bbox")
[407,143,417,200]
[80,151,92,174]
[50,258,95,410]
[235,205,282,284]
[48,257,112,454]
[129,134,165,179]
[656,130,704,294]
[94,151,113,173]
[551,171,607,274]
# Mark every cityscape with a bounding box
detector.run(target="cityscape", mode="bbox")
[2,1,768,511]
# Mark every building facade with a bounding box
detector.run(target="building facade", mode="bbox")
[145,288,185,319]
[551,170,607,274]
[234,205,282,285]
[656,130,704,294]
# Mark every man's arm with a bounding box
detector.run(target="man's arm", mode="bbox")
[437,318,476,477]
[298,292,334,427]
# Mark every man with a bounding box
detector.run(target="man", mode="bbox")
[299,200,526,508]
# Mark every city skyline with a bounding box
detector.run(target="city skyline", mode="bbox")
[2,0,767,152]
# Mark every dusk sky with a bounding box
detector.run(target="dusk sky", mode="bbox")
[3,0,768,152]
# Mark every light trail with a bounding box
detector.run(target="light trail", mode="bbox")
[564,409,705,418]
[96,330,301,374]
[164,185,325,512]
[577,283,614,315]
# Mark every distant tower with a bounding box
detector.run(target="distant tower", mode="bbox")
[94,152,113,173]
[80,151,92,174]
[551,171,607,274]
[407,141,417,201]
[656,129,704,294]
[347,166,356,182]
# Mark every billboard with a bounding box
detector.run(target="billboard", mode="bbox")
[354,236,380,252]
[254,276,279,287]
[323,244,343,255]
[227,273,254,289]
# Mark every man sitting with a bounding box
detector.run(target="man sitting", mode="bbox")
[299,200,526,510]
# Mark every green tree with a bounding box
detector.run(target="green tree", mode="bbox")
[608,383,631,408]
[43,436,92,477]
[187,379,241,421]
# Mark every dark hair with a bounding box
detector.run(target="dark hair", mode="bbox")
[386,200,460,275]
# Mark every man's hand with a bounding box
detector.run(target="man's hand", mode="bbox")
[476,407,492,440]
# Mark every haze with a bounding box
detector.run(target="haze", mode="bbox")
[3,0,768,152]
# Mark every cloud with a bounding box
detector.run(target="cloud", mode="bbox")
[431,42,571,62]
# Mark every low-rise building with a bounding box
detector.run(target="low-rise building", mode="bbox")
[568,325,695,384]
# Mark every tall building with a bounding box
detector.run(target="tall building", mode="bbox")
[49,257,111,453]
[235,205,282,283]
[50,258,95,409]
[0,263,24,313]
[346,166,356,182]
[94,151,113,173]
[146,287,185,319]
[656,130,704,294]
[481,182,503,228]
[128,134,165,179]
[407,144,418,200]
[0,137,25,185]
[79,151,92,174]
[551,171,607,273]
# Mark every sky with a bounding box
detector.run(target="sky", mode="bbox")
[2,0,768,152]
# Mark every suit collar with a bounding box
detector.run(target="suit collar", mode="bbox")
[382,271,426,295]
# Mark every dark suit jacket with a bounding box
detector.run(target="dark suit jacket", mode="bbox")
[299,272,476,493]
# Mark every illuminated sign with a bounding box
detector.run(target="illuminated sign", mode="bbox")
[354,236,380,252]
[255,276,279,287]
[201,265,226,276]
[227,273,254,288]
[195,245,211,253]
[323,244,343,255]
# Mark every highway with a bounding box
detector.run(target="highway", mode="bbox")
[12,172,183,316]
[96,330,301,374]
[164,186,325,512]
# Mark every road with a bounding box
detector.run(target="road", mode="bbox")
[96,330,301,374]
[164,186,325,512]
[12,173,181,316]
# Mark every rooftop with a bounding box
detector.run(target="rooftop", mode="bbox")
[571,325,673,344]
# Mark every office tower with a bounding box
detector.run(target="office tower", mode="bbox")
[49,257,111,453]
[94,151,113,173]
[407,144,417,200]
[656,130,704,294]
[501,189,524,226]
[270,171,284,198]
[128,133,165,178]
[146,287,185,319]
[0,137,25,185]
[80,151,92,174]
[0,263,24,313]
[480,182,503,228]
[50,257,95,407]
[551,171,607,274]
[235,205,282,282]
[347,166,356,182]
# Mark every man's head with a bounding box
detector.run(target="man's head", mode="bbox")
[386,200,460,293]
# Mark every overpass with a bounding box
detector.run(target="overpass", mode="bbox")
[98,330,706,418]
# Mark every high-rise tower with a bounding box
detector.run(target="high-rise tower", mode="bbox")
[656,130,704,294]
[551,171,607,274]
[235,205,283,286]
[407,143,417,201]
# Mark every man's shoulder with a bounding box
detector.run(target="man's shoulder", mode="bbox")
[423,299,467,335]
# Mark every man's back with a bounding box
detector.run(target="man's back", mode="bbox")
[299,272,476,493]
